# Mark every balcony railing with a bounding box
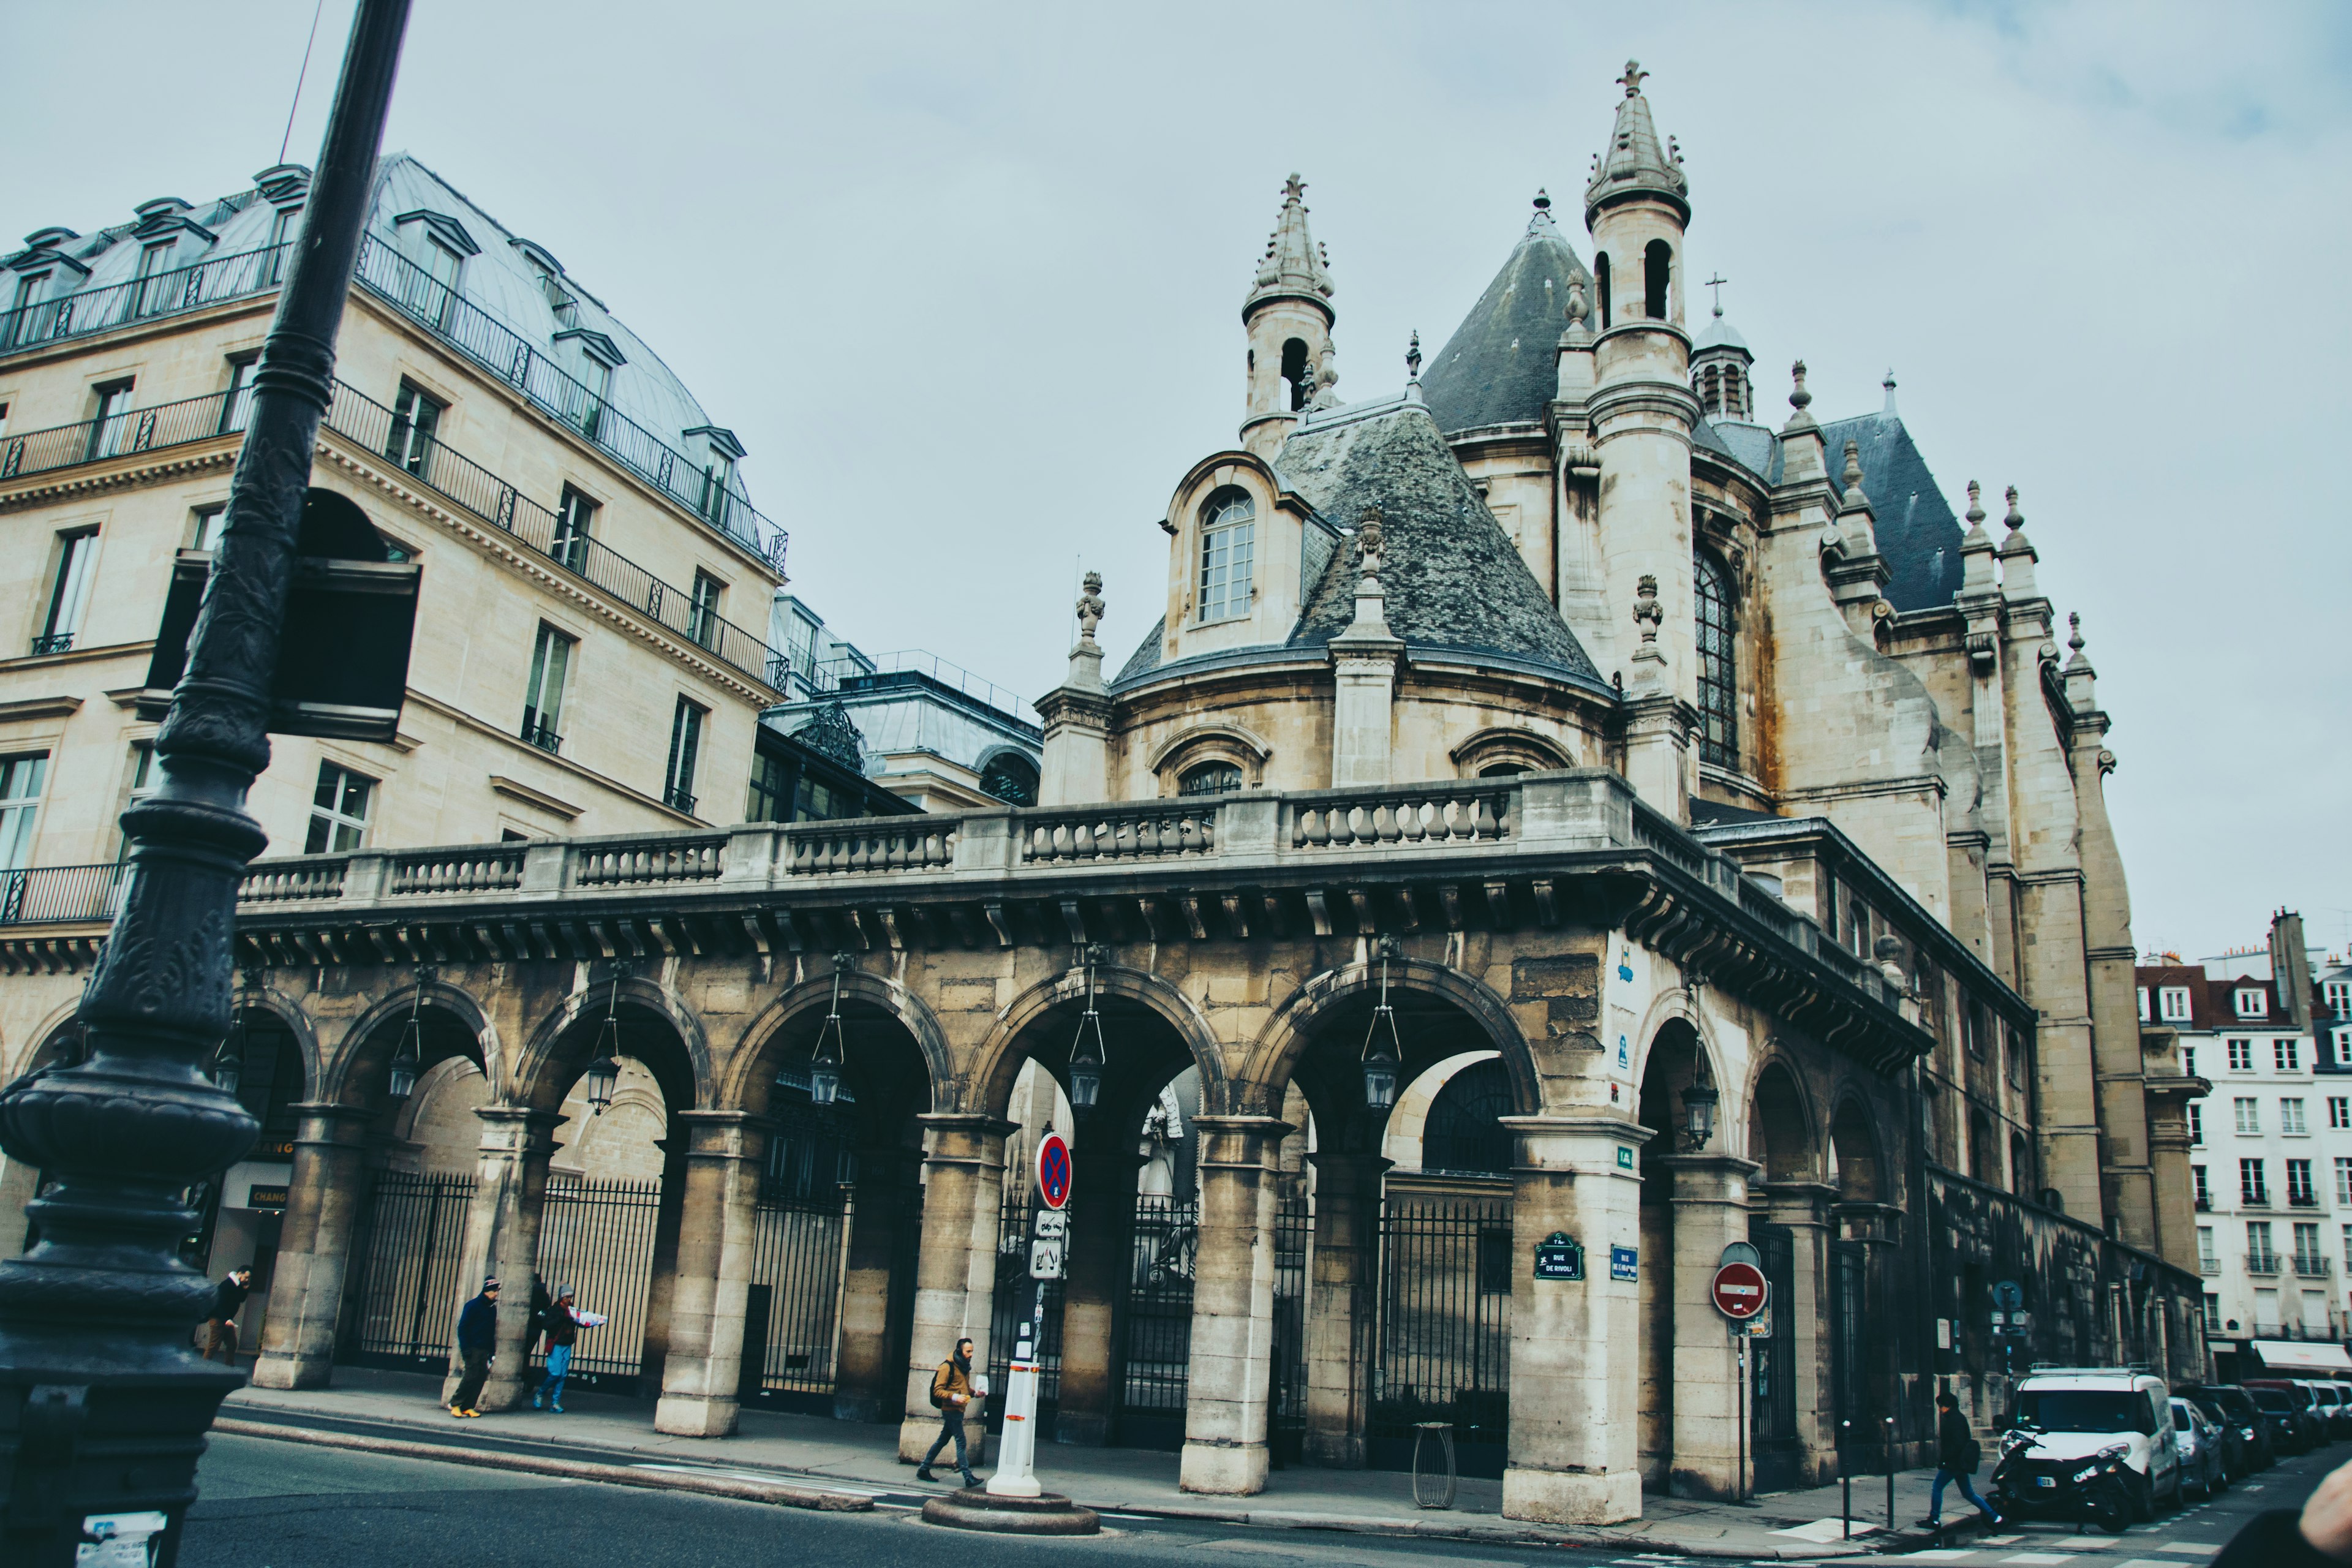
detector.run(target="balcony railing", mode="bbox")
[1,863,129,926]
[0,387,241,484]
[321,380,779,689]
[2198,1259,2222,1276]
[0,244,290,356]
[522,720,562,755]
[0,236,786,574]
[777,649,1044,731]
[2297,1257,2332,1278]
[2248,1256,2280,1275]
[28,633,74,657]
[2196,1194,2213,1211]
[350,238,785,571]
[2244,1192,2271,1207]
[2290,1193,2321,1208]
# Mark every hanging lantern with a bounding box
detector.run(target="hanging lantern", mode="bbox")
[1068,958,1107,1112]
[1681,1076,1719,1150]
[584,976,624,1114]
[1360,956,1403,1111]
[809,960,848,1107]
[388,988,424,1099]
[211,1014,246,1097]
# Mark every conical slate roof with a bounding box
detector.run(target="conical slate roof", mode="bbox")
[1246,172,1334,316]
[1420,198,1595,435]
[1583,60,1688,224]
[1281,402,1601,681]
[1815,411,1964,611]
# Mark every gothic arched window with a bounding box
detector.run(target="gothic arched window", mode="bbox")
[1694,548,1737,769]
[1198,488,1254,623]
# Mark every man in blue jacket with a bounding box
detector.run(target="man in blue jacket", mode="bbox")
[449,1277,500,1417]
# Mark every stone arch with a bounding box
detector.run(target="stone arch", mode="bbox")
[968,962,1226,1120]
[510,970,715,1117]
[1629,989,1727,1125]
[1447,726,1577,778]
[5,997,90,1079]
[227,982,322,1103]
[388,1052,488,1150]
[1149,720,1275,794]
[1826,1087,1887,1202]
[1243,956,1539,1123]
[1745,1054,1816,1181]
[322,976,499,1106]
[720,965,952,1117]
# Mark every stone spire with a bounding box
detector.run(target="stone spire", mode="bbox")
[1997,484,2040,600]
[1784,359,1815,434]
[1403,332,1424,404]
[1958,480,1997,596]
[1584,59,1689,225]
[1882,369,1899,417]
[1068,571,1106,691]
[1246,172,1335,315]
[1834,440,1882,557]
[2063,611,2100,714]
[1346,507,1391,633]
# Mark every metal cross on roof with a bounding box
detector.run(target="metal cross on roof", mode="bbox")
[1705,273,1729,315]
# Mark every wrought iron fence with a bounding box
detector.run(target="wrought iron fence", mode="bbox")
[344,1170,476,1369]
[535,1175,663,1385]
[320,379,778,686]
[1118,1193,1197,1444]
[1272,1187,1310,1458]
[988,1184,1065,1431]
[1370,1195,1511,1474]
[0,388,239,483]
[745,1186,851,1398]
[350,237,786,570]
[0,863,129,926]
[0,244,291,356]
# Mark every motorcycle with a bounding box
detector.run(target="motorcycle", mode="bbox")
[1990,1430,2136,1534]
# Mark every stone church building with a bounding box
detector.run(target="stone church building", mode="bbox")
[0,64,2201,1525]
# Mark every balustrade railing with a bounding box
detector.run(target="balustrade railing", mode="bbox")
[1018,803,1216,864]
[785,821,956,875]
[389,848,526,896]
[0,863,129,926]
[239,858,349,905]
[575,837,726,888]
[1287,784,1510,850]
[0,244,290,358]
[0,388,240,483]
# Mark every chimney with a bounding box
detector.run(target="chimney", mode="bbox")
[2272,909,2313,1032]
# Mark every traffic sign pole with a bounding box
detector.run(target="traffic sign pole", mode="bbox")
[990,1135,1074,1499]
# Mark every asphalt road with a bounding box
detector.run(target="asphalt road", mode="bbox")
[179,1430,2350,1568]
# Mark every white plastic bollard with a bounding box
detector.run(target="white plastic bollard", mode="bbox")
[986,1335,1042,1498]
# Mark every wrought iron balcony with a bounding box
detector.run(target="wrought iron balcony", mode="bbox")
[28,633,74,656]
[2244,1192,2271,1207]
[2290,1193,2321,1208]
[0,244,290,356]
[2248,1256,2280,1275]
[2297,1257,2332,1278]
[521,719,562,755]
[663,785,698,815]
[0,386,244,484]
[0,863,129,926]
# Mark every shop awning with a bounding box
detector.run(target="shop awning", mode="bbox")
[2250,1340,2352,1373]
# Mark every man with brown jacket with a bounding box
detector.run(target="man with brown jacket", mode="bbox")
[916,1336,980,1488]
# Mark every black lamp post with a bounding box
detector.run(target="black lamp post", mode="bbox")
[0,5,411,1562]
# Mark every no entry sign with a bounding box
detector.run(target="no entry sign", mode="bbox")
[1036,1131,1073,1210]
[1711,1261,1767,1321]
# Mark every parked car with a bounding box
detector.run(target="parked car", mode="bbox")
[1996,1370,2184,1525]
[2181,1384,2270,1475]
[2304,1381,2351,1439]
[2244,1381,2325,1453]
[2329,1382,2352,1438]
[2169,1397,2229,1498]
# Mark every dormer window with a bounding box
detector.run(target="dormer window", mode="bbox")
[552,330,624,443]
[2238,988,2270,1020]
[5,271,50,349]
[2160,986,2192,1022]
[135,240,177,317]
[1197,488,1254,624]
[266,205,303,284]
[391,211,480,334]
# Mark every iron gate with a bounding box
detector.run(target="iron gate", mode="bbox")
[343,1170,475,1370]
[1270,1189,1310,1463]
[987,1183,1065,1436]
[740,1185,850,1411]
[1115,1192,1196,1448]
[1750,1221,1801,1489]
[1370,1194,1511,1477]
[533,1175,662,1389]
[1829,1239,1866,1430]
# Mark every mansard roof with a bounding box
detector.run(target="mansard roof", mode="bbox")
[1816,411,1964,611]
[1419,201,1594,436]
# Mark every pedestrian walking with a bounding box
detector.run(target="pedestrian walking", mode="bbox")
[532,1284,605,1413]
[202,1265,253,1364]
[1918,1389,2002,1530]
[915,1336,981,1488]
[449,1277,500,1418]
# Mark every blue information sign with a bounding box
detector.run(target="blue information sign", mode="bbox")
[1610,1245,1639,1282]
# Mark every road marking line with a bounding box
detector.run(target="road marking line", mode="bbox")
[2000,1554,2076,1564]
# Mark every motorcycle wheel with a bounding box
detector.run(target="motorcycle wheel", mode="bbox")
[2090,1490,2131,1535]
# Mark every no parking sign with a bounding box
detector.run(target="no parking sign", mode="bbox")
[1037,1131,1073,1210]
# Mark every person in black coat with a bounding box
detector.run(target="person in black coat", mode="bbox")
[448,1277,500,1417]
[1921,1389,2003,1529]
[203,1266,253,1364]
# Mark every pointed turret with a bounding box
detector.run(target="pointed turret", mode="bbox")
[1691,285,1753,421]
[1239,173,1338,458]
[1420,190,1596,435]
[1583,60,1691,231]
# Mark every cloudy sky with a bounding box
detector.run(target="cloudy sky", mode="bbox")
[6,1,2345,960]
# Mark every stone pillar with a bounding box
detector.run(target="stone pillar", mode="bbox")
[834,1141,916,1423]
[445,1106,562,1411]
[1055,1145,1141,1447]
[1499,1114,1652,1526]
[897,1114,1011,1462]
[638,1137,693,1392]
[653,1110,767,1437]
[1303,1149,1385,1468]
[251,1102,377,1390]
[1037,611,1111,808]
[1763,1182,1839,1482]
[1656,1153,1761,1499]
[1180,1115,1288,1496]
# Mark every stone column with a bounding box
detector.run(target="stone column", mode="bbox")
[1499,1114,1653,1526]
[1656,1153,1762,1499]
[251,1101,377,1390]
[1763,1182,1839,1483]
[652,1110,767,1437]
[1055,1145,1141,1447]
[834,1141,916,1423]
[896,1113,1011,1463]
[1180,1115,1289,1496]
[444,1106,561,1411]
[638,1137,693,1392]
[1327,529,1401,790]
[1303,1149,1386,1468]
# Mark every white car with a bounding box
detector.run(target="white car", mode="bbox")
[2169,1396,2228,1499]
[2005,1370,2184,1519]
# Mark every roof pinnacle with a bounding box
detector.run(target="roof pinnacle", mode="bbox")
[2003,486,2024,532]
[1964,480,1986,529]
[1619,59,1649,97]
[1406,331,1422,382]
[1587,59,1686,222]
[1882,369,1898,417]
[1248,172,1333,312]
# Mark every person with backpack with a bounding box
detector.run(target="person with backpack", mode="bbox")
[449,1277,500,1418]
[915,1336,980,1488]
[532,1284,605,1413]
[1920,1388,2003,1530]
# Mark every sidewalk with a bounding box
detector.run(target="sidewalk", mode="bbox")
[217,1367,1963,1556]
